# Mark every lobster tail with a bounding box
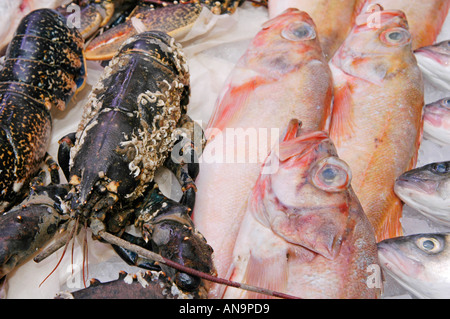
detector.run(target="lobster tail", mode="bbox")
[0,9,85,211]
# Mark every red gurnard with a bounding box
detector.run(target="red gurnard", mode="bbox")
[329,7,424,242]
[223,120,380,299]
[357,0,450,50]
[192,9,333,298]
[267,0,360,60]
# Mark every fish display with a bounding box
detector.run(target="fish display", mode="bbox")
[329,7,424,242]
[422,97,450,145]
[394,161,450,227]
[222,120,380,299]
[357,0,450,50]
[378,233,450,299]
[192,8,333,298]
[267,0,359,60]
[0,0,450,300]
[415,40,450,92]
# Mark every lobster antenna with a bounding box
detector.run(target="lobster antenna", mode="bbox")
[71,217,80,274]
[39,217,80,287]
[82,220,89,288]
[99,231,300,299]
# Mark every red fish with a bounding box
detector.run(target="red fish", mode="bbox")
[223,120,380,299]
[329,7,424,242]
[192,9,333,298]
[268,0,360,59]
[357,0,450,50]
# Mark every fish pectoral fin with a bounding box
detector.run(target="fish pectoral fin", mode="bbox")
[407,118,423,171]
[241,248,289,299]
[375,191,404,242]
[330,83,354,146]
[207,73,265,132]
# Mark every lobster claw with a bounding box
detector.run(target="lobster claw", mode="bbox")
[56,0,115,39]
[85,2,203,60]
[134,185,215,294]
[0,185,70,279]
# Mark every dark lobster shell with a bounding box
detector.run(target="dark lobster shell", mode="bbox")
[0,9,85,211]
[67,31,190,217]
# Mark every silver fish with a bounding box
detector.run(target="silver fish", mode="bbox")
[414,40,450,92]
[394,161,450,227]
[378,233,450,299]
[423,97,450,145]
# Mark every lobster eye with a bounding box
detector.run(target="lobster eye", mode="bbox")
[311,157,352,192]
[416,236,443,254]
[281,21,316,41]
[380,28,410,46]
[175,272,201,292]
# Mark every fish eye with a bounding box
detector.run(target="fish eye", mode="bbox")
[281,21,316,41]
[310,156,351,192]
[416,236,443,254]
[440,98,450,108]
[430,162,450,174]
[380,28,411,46]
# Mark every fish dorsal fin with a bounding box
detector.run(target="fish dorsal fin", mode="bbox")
[282,118,301,142]
[278,125,328,162]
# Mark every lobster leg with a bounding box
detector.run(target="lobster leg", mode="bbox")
[29,153,61,188]
[57,132,77,182]
[165,114,205,211]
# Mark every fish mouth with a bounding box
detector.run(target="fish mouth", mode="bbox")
[394,178,438,210]
[423,106,445,128]
[395,176,438,196]
[377,242,425,296]
[378,241,426,277]
[414,47,450,66]
[268,206,347,260]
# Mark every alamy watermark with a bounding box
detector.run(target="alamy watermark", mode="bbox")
[356,4,383,29]
[170,123,281,175]
[65,3,81,29]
